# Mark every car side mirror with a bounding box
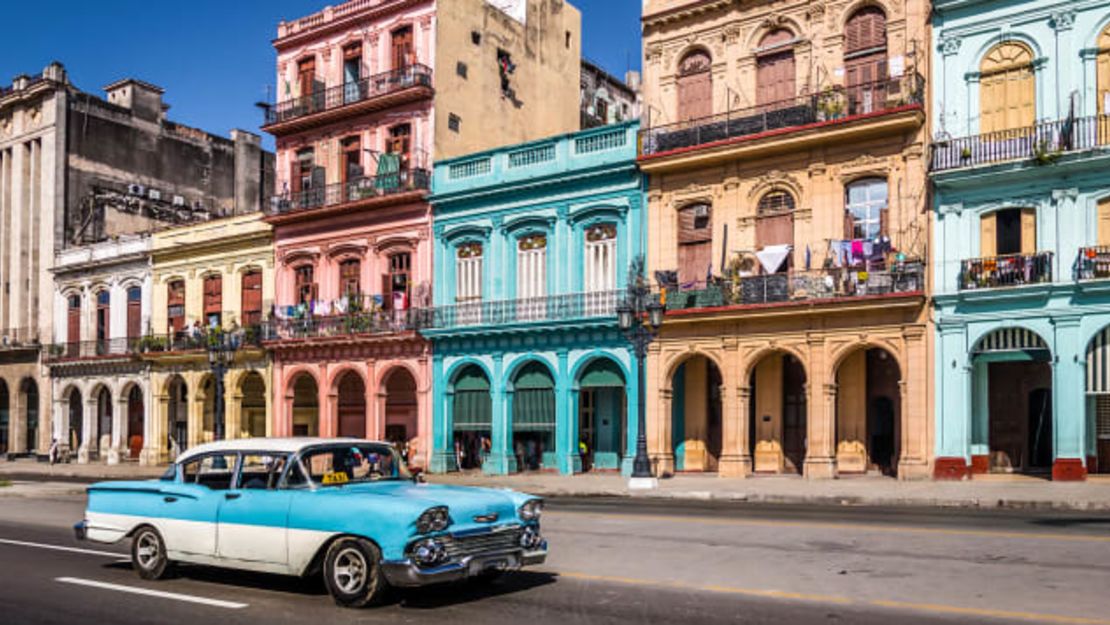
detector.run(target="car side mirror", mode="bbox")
[411,467,426,484]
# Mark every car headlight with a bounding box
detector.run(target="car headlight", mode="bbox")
[416,506,451,534]
[519,499,543,521]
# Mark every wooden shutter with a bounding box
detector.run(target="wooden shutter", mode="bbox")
[980,43,1035,134]
[880,207,889,237]
[290,159,302,193]
[168,281,185,333]
[1099,26,1110,115]
[67,297,81,344]
[381,274,392,310]
[677,51,713,122]
[757,30,795,108]
[204,275,222,316]
[679,242,712,286]
[241,271,262,326]
[1098,198,1110,247]
[297,57,315,96]
[392,27,414,69]
[845,7,887,54]
[980,213,997,258]
[127,289,141,339]
[756,192,795,248]
[677,204,712,285]
[1020,208,1037,255]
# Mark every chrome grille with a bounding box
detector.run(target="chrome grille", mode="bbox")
[442,527,522,560]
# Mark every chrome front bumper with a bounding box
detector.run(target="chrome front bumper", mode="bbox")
[381,542,548,588]
[73,520,88,541]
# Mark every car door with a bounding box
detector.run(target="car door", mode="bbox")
[161,453,238,558]
[216,453,292,565]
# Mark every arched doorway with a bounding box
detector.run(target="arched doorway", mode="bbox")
[671,356,723,472]
[167,375,188,459]
[336,371,366,439]
[748,352,806,474]
[0,380,9,455]
[20,379,38,454]
[67,388,82,454]
[577,358,627,472]
[451,365,492,471]
[95,387,112,461]
[291,374,319,437]
[126,385,144,460]
[511,362,556,472]
[384,368,418,463]
[835,347,901,476]
[239,372,266,438]
[971,328,1053,474]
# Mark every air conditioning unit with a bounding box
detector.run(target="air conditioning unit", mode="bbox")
[127,183,145,196]
[148,189,162,201]
[172,195,185,207]
[693,205,709,218]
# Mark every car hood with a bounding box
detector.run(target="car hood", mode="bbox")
[325,482,527,528]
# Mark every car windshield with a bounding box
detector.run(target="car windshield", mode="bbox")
[298,443,409,487]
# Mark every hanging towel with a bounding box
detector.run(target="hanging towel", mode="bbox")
[334,296,349,315]
[756,244,792,274]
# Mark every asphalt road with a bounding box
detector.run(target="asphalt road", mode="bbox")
[1,494,1109,625]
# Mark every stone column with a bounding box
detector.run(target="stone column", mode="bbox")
[80,398,95,464]
[142,390,166,466]
[554,350,574,475]
[187,376,204,449]
[430,354,454,473]
[720,386,753,477]
[324,389,338,439]
[1052,317,1088,481]
[373,390,387,441]
[935,323,971,478]
[108,393,125,465]
[620,347,640,477]
[804,337,836,479]
[486,355,511,475]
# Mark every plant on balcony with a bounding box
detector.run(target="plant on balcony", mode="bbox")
[48,344,64,358]
[1033,139,1062,165]
[816,88,845,121]
[960,147,972,160]
[138,335,167,353]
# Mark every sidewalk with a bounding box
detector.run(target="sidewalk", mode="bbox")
[5,459,1110,510]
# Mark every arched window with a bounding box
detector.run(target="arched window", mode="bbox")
[385,252,411,310]
[844,6,887,114]
[677,203,712,285]
[757,30,795,108]
[980,42,1035,133]
[756,191,796,261]
[845,178,888,240]
[677,50,712,122]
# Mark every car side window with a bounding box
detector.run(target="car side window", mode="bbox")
[283,459,309,489]
[181,454,239,490]
[238,454,288,490]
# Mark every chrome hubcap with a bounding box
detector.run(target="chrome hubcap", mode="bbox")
[136,532,160,569]
[333,547,367,594]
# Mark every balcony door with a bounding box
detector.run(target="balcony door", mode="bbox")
[517,234,548,321]
[67,294,81,352]
[756,30,795,109]
[168,280,185,335]
[844,7,887,114]
[677,203,712,287]
[241,271,262,327]
[392,26,414,70]
[127,286,141,340]
[980,42,1035,134]
[677,50,712,122]
[203,275,222,328]
[96,291,110,346]
[756,191,795,274]
[584,224,617,315]
[981,208,1035,257]
[456,243,483,326]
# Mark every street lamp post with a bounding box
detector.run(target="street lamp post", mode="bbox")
[206,330,241,442]
[617,256,664,489]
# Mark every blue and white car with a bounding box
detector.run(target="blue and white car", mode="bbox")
[75,438,547,607]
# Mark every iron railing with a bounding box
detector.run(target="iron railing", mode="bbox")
[264,64,432,126]
[425,290,622,330]
[265,308,427,341]
[1076,246,1110,281]
[662,265,925,311]
[932,115,1110,171]
[958,252,1053,290]
[639,73,925,156]
[132,327,266,354]
[44,338,140,362]
[0,328,41,350]
[269,169,431,216]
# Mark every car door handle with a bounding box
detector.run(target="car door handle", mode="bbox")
[225,493,241,500]
[163,496,178,503]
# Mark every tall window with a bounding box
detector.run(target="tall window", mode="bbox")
[392,26,414,69]
[203,275,222,328]
[677,50,712,122]
[343,42,362,104]
[127,286,141,339]
[677,204,712,286]
[584,224,617,292]
[292,148,315,194]
[385,253,411,310]
[456,243,483,304]
[756,191,796,273]
[339,259,361,298]
[96,290,110,342]
[295,265,316,306]
[66,294,81,345]
[845,179,888,240]
[980,42,1035,133]
[1100,25,1110,115]
[297,56,316,99]
[980,208,1036,257]
[241,271,262,327]
[167,280,185,335]
[756,30,795,108]
[517,234,548,321]
[844,7,887,114]
[387,124,412,172]
[342,136,362,183]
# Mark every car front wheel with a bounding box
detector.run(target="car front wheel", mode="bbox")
[323,538,387,608]
[131,526,172,580]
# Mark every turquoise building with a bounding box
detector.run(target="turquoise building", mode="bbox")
[424,122,643,475]
[931,0,1110,480]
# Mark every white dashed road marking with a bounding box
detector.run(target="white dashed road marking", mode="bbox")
[55,577,249,609]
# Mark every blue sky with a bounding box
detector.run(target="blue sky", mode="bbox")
[0,0,642,150]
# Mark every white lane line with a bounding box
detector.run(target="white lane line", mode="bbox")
[0,538,123,558]
[56,577,248,609]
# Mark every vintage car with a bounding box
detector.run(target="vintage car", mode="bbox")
[75,438,547,607]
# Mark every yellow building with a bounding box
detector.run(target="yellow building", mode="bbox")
[145,213,275,462]
[640,0,932,479]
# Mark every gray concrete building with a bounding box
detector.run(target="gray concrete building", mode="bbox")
[580,59,640,129]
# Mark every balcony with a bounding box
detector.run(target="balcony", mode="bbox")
[0,328,41,352]
[639,74,924,158]
[135,328,266,356]
[1076,246,1110,281]
[44,338,140,363]
[267,169,430,221]
[958,252,1053,291]
[262,64,433,135]
[424,290,621,333]
[932,115,1110,172]
[265,308,426,342]
[662,264,925,313]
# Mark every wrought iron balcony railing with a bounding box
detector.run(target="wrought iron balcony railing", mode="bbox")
[133,327,266,355]
[425,290,621,331]
[45,338,140,362]
[268,169,431,216]
[265,308,427,341]
[0,328,41,350]
[264,64,432,126]
[662,264,925,311]
[932,115,1110,172]
[639,73,925,156]
[958,252,1053,290]
[1076,246,1110,281]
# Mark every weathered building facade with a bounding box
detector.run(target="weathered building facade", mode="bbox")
[580,59,640,128]
[931,0,1110,480]
[639,0,932,479]
[426,121,643,475]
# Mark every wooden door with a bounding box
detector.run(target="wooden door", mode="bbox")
[392,27,414,69]
[677,51,712,122]
[755,191,795,257]
[241,271,262,326]
[127,288,141,339]
[297,57,316,98]
[203,275,222,326]
[980,43,1035,134]
[677,204,712,286]
[342,136,361,184]
[387,124,412,171]
[67,295,81,355]
[168,281,185,334]
[756,30,795,109]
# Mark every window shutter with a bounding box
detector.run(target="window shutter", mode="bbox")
[980,213,997,258]
[844,209,855,239]
[1020,208,1037,255]
[290,160,302,193]
[381,273,392,309]
[879,207,889,237]
[1099,198,1110,247]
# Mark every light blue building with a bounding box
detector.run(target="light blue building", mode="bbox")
[931,0,1110,480]
[424,121,643,475]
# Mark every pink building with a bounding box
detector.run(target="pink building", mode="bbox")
[262,0,582,469]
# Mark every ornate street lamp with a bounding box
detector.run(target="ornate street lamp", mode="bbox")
[618,256,664,489]
[206,329,241,441]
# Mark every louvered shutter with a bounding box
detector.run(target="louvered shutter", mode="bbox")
[1021,208,1037,255]
[980,213,997,258]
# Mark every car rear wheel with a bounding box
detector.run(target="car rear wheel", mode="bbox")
[323,538,387,608]
[131,526,172,580]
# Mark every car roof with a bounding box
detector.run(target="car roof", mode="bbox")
[175,438,391,464]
